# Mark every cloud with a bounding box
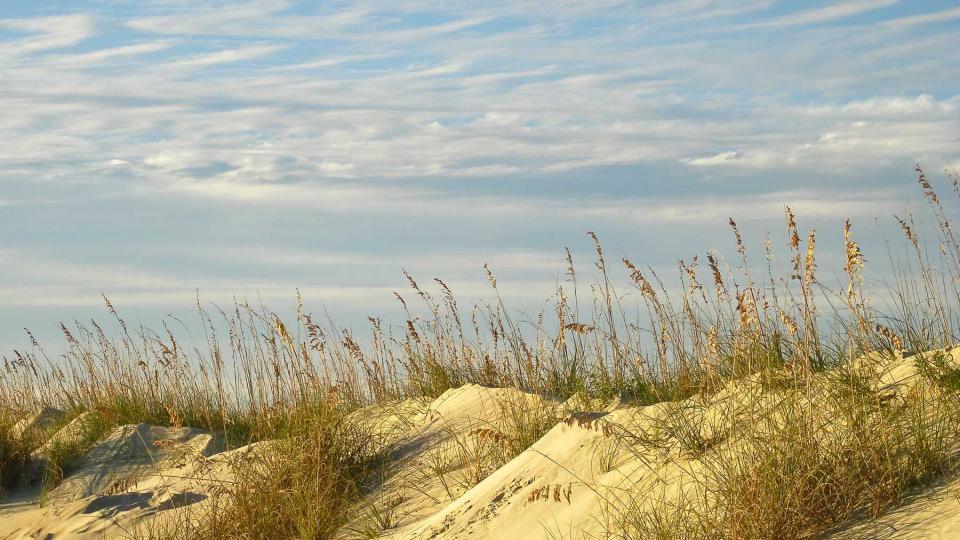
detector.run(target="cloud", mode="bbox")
[0,246,563,308]
[884,6,960,27]
[372,17,493,42]
[144,172,904,226]
[268,53,394,71]
[125,1,299,36]
[735,0,899,29]
[164,44,286,69]
[0,3,954,190]
[685,150,745,166]
[125,4,488,42]
[0,14,95,57]
[567,190,905,224]
[199,246,567,275]
[44,41,175,66]
[795,94,957,118]
[643,0,775,20]
[317,161,355,176]
[839,94,955,116]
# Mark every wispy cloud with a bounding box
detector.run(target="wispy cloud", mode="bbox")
[268,53,394,71]
[883,6,960,27]
[0,14,94,56]
[45,41,175,66]
[0,246,563,308]
[735,0,899,29]
[165,44,287,69]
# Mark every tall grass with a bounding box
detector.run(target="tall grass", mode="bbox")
[1,166,960,538]
[185,399,390,539]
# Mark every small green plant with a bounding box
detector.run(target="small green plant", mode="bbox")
[341,494,406,539]
[915,350,960,392]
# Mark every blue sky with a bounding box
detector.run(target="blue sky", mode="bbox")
[0,0,958,352]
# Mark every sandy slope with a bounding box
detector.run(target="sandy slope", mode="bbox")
[4,352,960,538]
[826,477,960,539]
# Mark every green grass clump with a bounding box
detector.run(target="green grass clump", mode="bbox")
[0,410,32,497]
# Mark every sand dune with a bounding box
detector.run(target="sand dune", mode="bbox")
[3,351,960,539]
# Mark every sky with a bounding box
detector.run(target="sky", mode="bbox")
[0,0,958,353]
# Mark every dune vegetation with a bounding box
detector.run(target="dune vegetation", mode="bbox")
[4,166,960,539]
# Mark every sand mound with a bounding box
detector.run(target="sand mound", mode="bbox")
[364,385,712,538]
[338,384,562,538]
[46,423,224,504]
[0,423,230,539]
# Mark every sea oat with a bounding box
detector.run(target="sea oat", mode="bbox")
[623,258,656,299]
[564,322,595,335]
[804,230,817,284]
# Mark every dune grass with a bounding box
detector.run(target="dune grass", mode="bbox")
[186,400,390,539]
[2,166,960,538]
[0,409,32,498]
[614,352,960,539]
